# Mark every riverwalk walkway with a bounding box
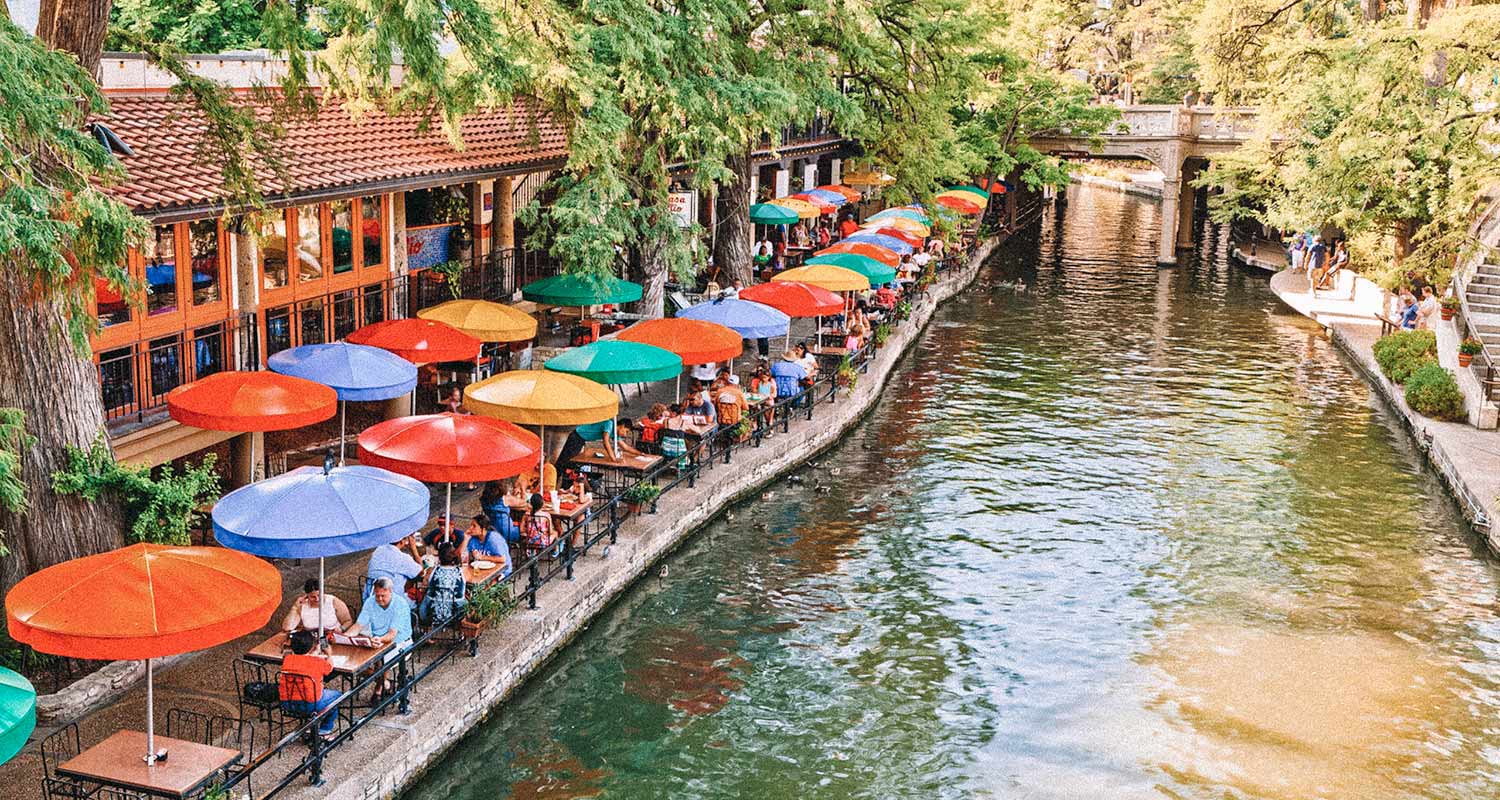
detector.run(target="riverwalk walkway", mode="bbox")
[0,233,1002,800]
[1259,260,1500,549]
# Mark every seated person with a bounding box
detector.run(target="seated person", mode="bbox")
[365,536,423,599]
[424,514,464,553]
[875,283,898,308]
[660,404,691,463]
[680,386,718,434]
[519,461,558,496]
[462,514,514,577]
[282,578,353,634]
[714,376,750,427]
[794,343,819,378]
[637,403,668,452]
[573,417,643,461]
[479,480,511,522]
[279,630,340,739]
[520,493,558,556]
[417,546,466,626]
[347,578,415,675]
[772,351,808,401]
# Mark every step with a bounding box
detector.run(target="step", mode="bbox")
[1470,301,1500,316]
[1471,272,1500,285]
[1468,282,1500,298]
[1475,263,1500,276]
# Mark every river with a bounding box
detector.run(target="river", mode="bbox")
[405,185,1500,799]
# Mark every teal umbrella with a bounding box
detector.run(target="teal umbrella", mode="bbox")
[867,207,931,225]
[946,185,991,201]
[0,667,35,765]
[521,274,643,307]
[750,203,800,225]
[805,254,898,285]
[544,340,683,385]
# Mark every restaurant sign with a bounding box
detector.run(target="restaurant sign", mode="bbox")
[407,224,455,270]
[668,191,696,228]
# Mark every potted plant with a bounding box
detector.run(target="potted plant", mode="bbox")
[431,259,467,299]
[835,356,858,390]
[872,323,891,349]
[730,418,752,443]
[461,582,511,642]
[894,300,912,322]
[1459,337,1483,367]
[1441,296,1459,320]
[622,483,661,514]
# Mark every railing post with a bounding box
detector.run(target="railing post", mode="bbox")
[396,653,411,715]
[564,535,575,580]
[527,561,540,609]
[307,736,325,787]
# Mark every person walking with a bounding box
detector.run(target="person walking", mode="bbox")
[1288,236,1306,273]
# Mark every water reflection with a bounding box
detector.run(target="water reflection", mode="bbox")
[406,185,1500,800]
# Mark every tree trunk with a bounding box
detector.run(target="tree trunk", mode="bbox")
[713,149,755,288]
[1361,0,1384,21]
[1393,218,1418,265]
[0,278,126,590]
[633,232,669,320]
[0,0,126,591]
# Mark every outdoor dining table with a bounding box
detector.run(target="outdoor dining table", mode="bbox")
[504,495,593,526]
[57,730,240,799]
[461,559,510,587]
[245,631,392,689]
[569,443,663,477]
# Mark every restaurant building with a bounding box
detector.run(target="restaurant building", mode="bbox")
[92,52,850,476]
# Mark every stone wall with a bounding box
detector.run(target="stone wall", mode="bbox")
[282,239,997,800]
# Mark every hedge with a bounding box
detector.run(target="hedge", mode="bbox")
[1373,330,1437,384]
[1404,363,1466,422]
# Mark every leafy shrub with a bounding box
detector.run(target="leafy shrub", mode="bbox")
[52,437,220,545]
[1373,330,1437,383]
[1404,363,1465,421]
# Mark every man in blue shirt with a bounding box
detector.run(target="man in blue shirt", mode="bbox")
[347,578,414,696]
[771,351,807,402]
[365,536,422,599]
[462,515,513,579]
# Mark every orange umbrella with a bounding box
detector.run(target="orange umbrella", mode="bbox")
[358,413,541,524]
[815,243,899,267]
[935,194,983,214]
[6,544,280,762]
[167,371,337,432]
[615,318,743,365]
[816,185,861,202]
[345,318,482,365]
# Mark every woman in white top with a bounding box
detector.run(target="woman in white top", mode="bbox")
[690,359,720,383]
[282,579,354,634]
[1418,286,1440,331]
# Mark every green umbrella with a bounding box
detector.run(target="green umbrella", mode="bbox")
[0,668,35,766]
[544,340,683,385]
[947,185,991,200]
[750,203,800,225]
[805,254,898,285]
[521,273,643,307]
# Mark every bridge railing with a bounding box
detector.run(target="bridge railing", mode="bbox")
[1096,105,1258,141]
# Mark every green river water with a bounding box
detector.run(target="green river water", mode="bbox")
[405,185,1500,799]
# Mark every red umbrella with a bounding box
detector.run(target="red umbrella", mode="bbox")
[863,226,924,248]
[816,184,862,202]
[6,543,280,761]
[935,194,983,214]
[615,318,743,365]
[357,413,541,522]
[739,281,844,318]
[345,318,482,365]
[788,193,837,215]
[815,243,900,267]
[167,371,337,431]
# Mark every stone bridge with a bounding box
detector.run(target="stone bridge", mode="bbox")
[1029,105,1259,264]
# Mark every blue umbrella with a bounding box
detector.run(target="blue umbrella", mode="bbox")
[269,342,419,463]
[868,208,930,225]
[843,233,914,255]
[678,298,790,340]
[804,189,848,207]
[213,462,431,635]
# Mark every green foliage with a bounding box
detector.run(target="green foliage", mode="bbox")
[52,439,220,545]
[872,323,891,346]
[0,409,33,557]
[621,483,661,506]
[1405,362,1465,421]
[836,356,858,390]
[106,0,267,54]
[464,581,513,624]
[1373,330,1437,384]
[894,300,913,321]
[1460,338,1485,356]
[431,260,467,299]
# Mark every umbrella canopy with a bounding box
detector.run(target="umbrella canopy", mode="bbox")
[862,226,924,248]
[935,194,983,214]
[0,668,33,766]
[805,255,898,285]
[167,371,337,432]
[788,193,837,214]
[816,184,862,202]
[212,464,431,558]
[946,184,991,200]
[815,242,899,267]
[358,413,542,483]
[768,198,822,220]
[346,318,483,364]
[843,171,895,187]
[544,340,683,385]
[842,233,914,256]
[267,343,418,402]
[868,207,931,225]
[868,216,930,237]
[804,189,849,206]
[677,297,790,339]
[417,299,538,343]
[738,281,844,318]
[521,273,643,307]
[749,203,800,225]
[6,544,280,661]
[615,318,743,365]
[771,265,870,293]
[464,371,619,427]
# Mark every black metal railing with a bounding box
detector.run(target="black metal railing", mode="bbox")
[98,315,261,426]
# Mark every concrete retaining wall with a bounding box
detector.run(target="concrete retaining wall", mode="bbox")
[284,240,998,800]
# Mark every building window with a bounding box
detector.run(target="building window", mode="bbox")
[331,200,355,275]
[362,283,386,327]
[299,298,326,345]
[193,324,227,379]
[187,219,222,305]
[361,195,384,268]
[404,186,469,227]
[144,225,178,317]
[96,277,131,328]
[332,290,358,340]
[98,346,135,415]
[147,333,184,401]
[265,306,292,355]
[297,205,323,283]
[262,214,290,290]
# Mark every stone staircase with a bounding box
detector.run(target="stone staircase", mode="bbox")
[1465,263,1500,364]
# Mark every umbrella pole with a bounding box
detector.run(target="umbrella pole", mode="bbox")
[446,483,453,531]
[145,658,155,763]
[339,402,347,465]
[318,556,326,644]
[539,426,546,494]
[675,374,681,403]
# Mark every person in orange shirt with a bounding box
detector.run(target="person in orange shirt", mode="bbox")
[838,217,859,239]
[279,630,340,738]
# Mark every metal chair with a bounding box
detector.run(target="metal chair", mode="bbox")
[233,659,281,737]
[38,722,99,800]
[165,707,212,745]
[41,778,96,800]
[207,715,257,800]
[277,672,326,746]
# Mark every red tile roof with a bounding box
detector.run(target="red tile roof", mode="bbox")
[100,92,570,217]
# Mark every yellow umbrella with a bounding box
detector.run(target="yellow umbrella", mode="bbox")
[465,370,619,480]
[863,217,929,237]
[768,198,822,220]
[417,299,538,343]
[772,265,870,293]
[843,171,896,187]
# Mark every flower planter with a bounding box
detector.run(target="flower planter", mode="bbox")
[460,616,485,640]
[1458,352,1474,367]
[1441,306,1456,321]
[624,501,643,515]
